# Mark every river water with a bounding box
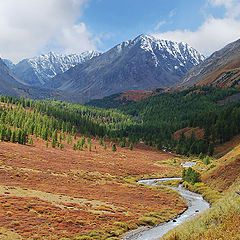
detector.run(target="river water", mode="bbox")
[122,178,210,240]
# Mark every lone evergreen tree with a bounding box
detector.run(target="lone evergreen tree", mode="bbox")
[51,138,56,148]
[67,134,72,144]
[182,168,201,184]
[129,143,133,150]
[198,152,204,160]
[203,156,210,165]
[88,142,92,151]
[52,130,58,142]
[73,143,77,150]
[112,143,117,152]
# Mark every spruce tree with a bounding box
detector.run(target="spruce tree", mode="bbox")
[203,156,210,165]
[112,144,117,152]
[67,134,72,144]
[52,138,56,148]
[52,130,58,142]
[198,152,204,159]
[129,143,133,150]
[10,131,16,143]
[73,143,77,150]
[88,142,92,151]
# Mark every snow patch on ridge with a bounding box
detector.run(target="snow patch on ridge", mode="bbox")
[14,50,100,86]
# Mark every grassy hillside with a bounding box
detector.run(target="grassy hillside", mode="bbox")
[162,143,240,240]
[199,57,240,88]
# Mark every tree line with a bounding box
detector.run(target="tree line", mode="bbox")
[1,86,240,157]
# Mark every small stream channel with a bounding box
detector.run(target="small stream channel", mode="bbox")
[122,178,210,240]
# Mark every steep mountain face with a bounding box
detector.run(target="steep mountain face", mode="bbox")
[12,51,100,86]
[49,34,204,103]
[2,59,15,72]
[0,58,28,96]
[178,38,240,89]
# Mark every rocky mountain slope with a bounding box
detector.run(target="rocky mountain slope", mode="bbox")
[0,58,29,97]
[48,34,204,103]
[178,38,240,89]
[2,59,15,72]
[0,58,74,101]
[6,51,100,87]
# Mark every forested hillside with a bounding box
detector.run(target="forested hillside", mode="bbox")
[2,86,240,158]
[0,95,137,148]
[89,86,240,156]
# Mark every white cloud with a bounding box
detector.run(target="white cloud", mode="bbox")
[154,21,166,31]
[208,0,240,18]
[152,1,240,56]
[209,0,233,8]
[152,17,240,56]
[0,0,98,63]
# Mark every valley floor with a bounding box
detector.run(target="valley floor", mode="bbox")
[0,137,186,240]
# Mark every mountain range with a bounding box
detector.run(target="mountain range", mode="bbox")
[47,35,204,102]
[3,51,100,87]
[2,34,240,103]
[0,58,69,101]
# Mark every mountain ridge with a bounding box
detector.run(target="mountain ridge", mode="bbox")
[4,50,100,87]
[48,34,205,103]
[178,38,240,89]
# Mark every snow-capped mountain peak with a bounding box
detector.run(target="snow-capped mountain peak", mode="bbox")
[1,34,206,103]
[49,34,205,103]
[136,34,205,65]
[13,50,101,86]
[111,34,205,70]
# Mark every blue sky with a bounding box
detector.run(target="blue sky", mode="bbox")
[81,0,224,51]
[0,0,240,62]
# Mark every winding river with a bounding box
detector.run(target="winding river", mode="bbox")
[122,178,210,240]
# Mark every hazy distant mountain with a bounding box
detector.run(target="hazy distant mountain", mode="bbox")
[0,58,76,101]
[49,34,205,103]
[2,59,15,72]
[178,38,240,89]
[0,58,29,96]
[11,51,100,86]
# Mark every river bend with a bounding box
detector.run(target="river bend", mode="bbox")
[122,178,209,240]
